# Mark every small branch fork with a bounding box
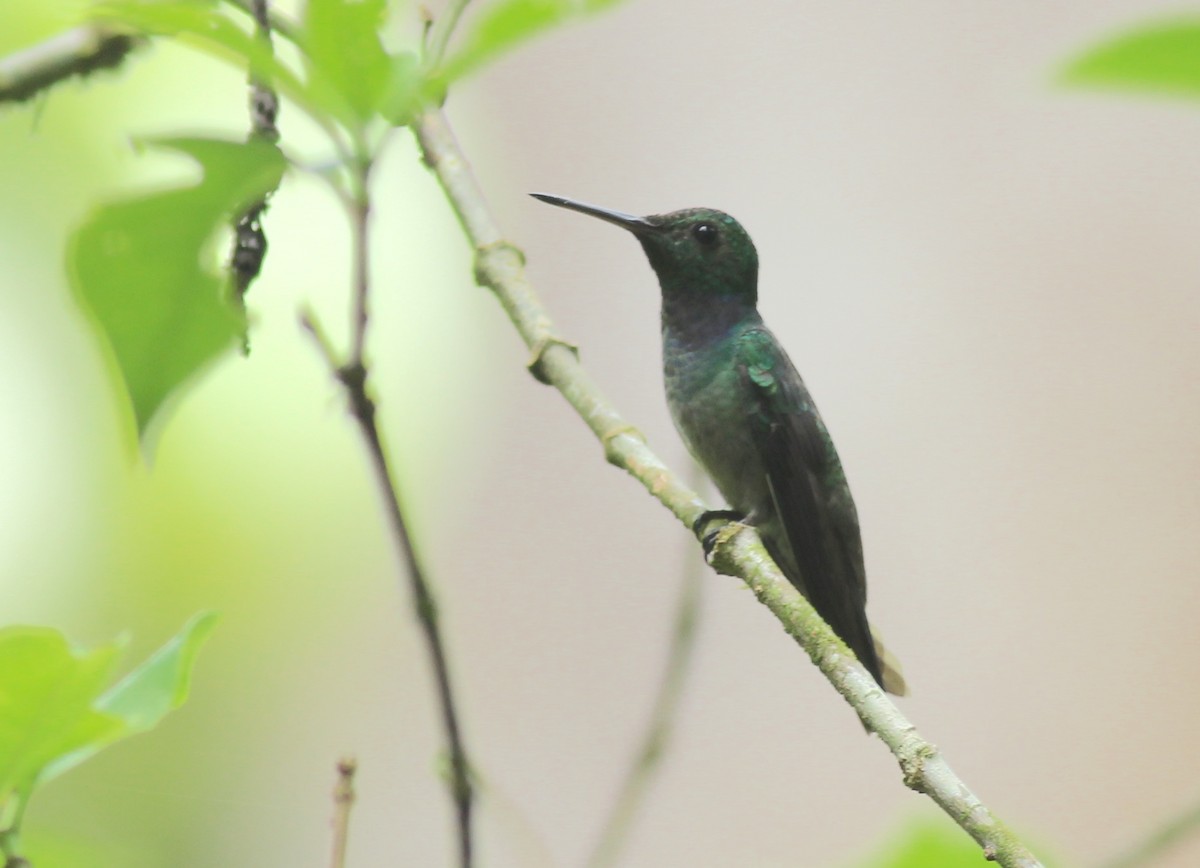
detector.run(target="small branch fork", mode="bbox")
[412,106,1046,868]
[300,306,475,868]
[423,0,474,73]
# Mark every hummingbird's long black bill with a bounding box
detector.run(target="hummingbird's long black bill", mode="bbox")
[530,192,656,235]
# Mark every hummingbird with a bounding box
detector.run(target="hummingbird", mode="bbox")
[532,192,906,696]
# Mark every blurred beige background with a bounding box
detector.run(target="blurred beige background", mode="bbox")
[2,1,1198,866]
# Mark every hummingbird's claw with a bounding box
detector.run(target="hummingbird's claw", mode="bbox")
[693,509,745,557]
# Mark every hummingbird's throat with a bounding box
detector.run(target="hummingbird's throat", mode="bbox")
[660,290,760,346]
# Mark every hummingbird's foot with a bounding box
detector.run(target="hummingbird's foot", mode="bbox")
[692,509,745,557]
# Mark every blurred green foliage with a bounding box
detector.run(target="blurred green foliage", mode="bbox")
[0,0,1083,866]
[77,0,634,445]
[850,817,1055,868]
[68,137,286,439]
[0,615,216,860]
[0,0,593,861]
[1063,17,1200,99]
[301,0,393,123]
[434,0,626,83]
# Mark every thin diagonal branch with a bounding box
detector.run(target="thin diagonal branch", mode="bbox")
[412,105,1045,868]
[347,177,373,368]
[0,24,140,104]
[425,0,475,71]
[329,756,358,868]
[300,150,473,865]
[1100,793,1200,868]
[301,307,474,868]
[587,470,705,868]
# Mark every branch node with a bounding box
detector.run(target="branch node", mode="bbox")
[526,334,579,385]
[473,239,526,282]
[337,362,376,425]
[599,423,645,465]
[334,755,358,804]
[336,360,367,392]
[329,755,358,868]
[899,741,938,792]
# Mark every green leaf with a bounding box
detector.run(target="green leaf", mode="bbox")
[1062,19,1200,99]
[379,50,421,126]
[45,612,219,781]
[67,137,286,440]
[302,0,391,124]
[91,0,332,127]
[437,0,627,84]
[97,612,217,730]
[0,631,125,805]
[0,615,217,830]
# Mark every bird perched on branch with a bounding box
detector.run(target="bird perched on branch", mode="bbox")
[533,192,906,696]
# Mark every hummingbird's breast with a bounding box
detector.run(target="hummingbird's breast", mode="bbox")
[662,323,773,520]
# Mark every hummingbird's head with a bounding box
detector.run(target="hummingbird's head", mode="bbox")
[637,208,758,305]
[531,194,759,306]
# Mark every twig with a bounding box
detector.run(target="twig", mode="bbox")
[1100,793,1200,868]
[300,122,472,865]
[329,756,358,868]
[412,105,1045,868]
[223,0,299,41]
[424,0,475,71]
[230,0,281,303]
[0,24,140,104]
[587,467,705,868]
[300,269,474,866]
[347,175,373,368]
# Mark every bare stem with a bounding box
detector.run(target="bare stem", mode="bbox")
[587,470,705,868]
[223,0,299,41]
[300,304,474,868]
[424,0,475,71]
[300,153,473,867]
[329,757,358,868]
[412,106,1045,868]
[348,180,372,367]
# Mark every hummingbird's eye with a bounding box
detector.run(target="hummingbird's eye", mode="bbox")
[692,222,719,247]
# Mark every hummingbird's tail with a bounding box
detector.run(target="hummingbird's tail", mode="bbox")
[759,531,902,695]
[873,632,908,696]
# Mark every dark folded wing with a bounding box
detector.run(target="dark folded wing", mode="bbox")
[735,328,884,688]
